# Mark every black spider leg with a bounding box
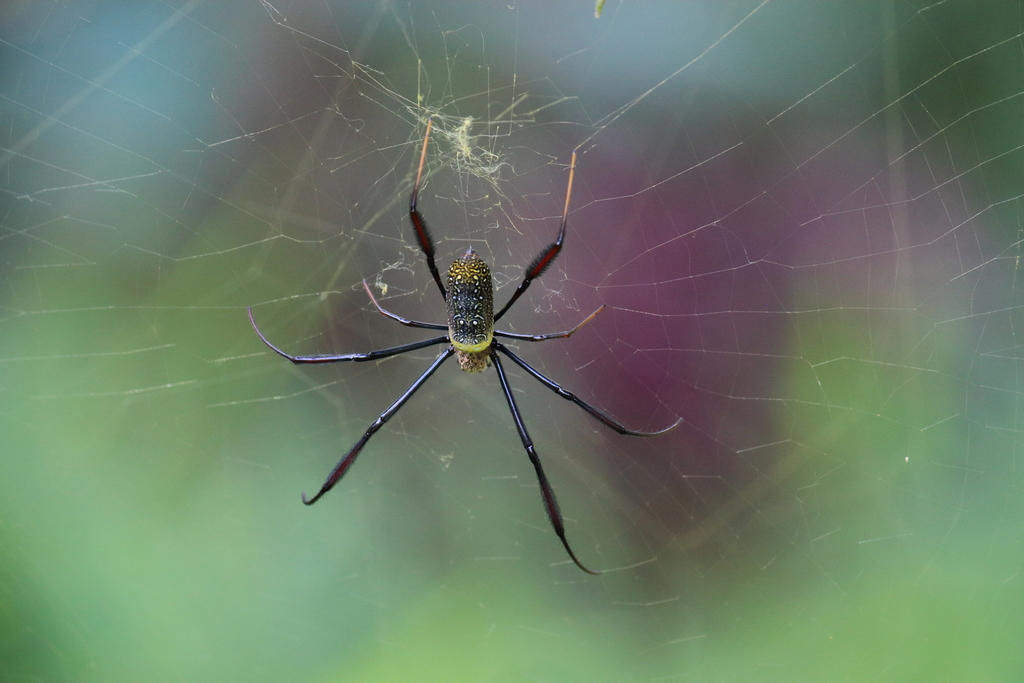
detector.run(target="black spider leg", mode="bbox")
[494,149,577,322]
[302,347,455,505]
[363,279,607,342]
[495,306,606,342]
[495,341,682,436]
[490,349,600,575]
[248,306,449,364]
[409,117,447,301]
[361,280,447,331]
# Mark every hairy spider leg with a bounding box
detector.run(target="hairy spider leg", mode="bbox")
[302,347,456,505]
[409,117,447,301]
[494,149,577,322]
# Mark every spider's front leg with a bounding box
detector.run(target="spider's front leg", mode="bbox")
[490,350,601,575]
[302,346,455,505]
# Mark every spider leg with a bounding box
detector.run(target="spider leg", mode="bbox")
[494,305,605,342]
[362,280,447,331]
[409,117,447,301]
[494,341,682,436]
[249,306,448,364]
[490,350,601,575]
[494,149,577,322]
[303,346,455,505]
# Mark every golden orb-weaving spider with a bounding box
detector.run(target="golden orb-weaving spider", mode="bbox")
[248,118,680,574]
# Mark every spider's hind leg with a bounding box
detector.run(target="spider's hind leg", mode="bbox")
[409,117,447,301]
[494,149,578,322]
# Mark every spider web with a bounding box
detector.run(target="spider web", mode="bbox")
[2,1,1022,681]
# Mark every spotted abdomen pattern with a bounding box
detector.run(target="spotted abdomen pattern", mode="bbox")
[447,249,494,372]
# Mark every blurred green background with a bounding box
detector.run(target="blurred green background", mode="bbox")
[2,2,1022,681]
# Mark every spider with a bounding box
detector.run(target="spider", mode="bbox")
[248,118,680,574]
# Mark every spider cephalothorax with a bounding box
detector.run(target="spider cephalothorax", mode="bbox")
[248,117,680,573]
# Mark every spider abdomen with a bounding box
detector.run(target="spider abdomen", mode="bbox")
[447,248,494,373]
